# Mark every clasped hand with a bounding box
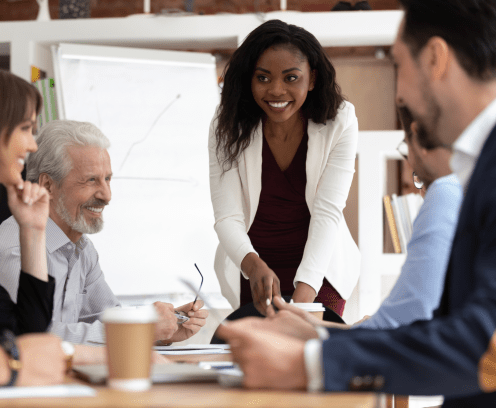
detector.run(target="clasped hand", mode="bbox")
[216,300,315,390]
[153,300,208,343]
[215,296,354,390]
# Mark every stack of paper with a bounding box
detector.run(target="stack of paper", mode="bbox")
[154,344,231,355]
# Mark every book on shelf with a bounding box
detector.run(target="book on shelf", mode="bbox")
[383,195,401,254]
[384,193,424,254]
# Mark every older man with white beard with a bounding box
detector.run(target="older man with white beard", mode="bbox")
[0,120,208,344]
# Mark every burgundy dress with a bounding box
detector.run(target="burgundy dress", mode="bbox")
[242,132,346,316]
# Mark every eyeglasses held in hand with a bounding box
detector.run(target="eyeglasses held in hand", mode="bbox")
[173,264,204,324]
[193,263,204,305]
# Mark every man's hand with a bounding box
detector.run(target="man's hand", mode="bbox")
[16,334,66,386]
[352,315,371,327]
[271,297,350,330]
[265,309,320,341]
[6,182,49,232]
[271,296,322,326]
[217,320,307,390]
[241,253,281,316]
[153,301,179,341]
[166,300,208,343]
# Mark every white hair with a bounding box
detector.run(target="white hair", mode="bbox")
[26,120,110,185]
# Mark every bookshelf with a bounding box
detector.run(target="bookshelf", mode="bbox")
[0,10,403,81]
[358,131,407,317]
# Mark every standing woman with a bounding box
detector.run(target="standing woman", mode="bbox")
[209,20,360,316]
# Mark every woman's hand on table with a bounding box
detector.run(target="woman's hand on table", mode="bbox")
[241,253,281,316]
[14,334,66,386]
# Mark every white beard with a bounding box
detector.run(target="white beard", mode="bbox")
[55,193,104,235]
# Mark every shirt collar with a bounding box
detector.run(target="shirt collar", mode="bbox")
[45,217,88,254]
[451,97,496,189]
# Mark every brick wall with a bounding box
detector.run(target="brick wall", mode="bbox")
[0,0,399,21]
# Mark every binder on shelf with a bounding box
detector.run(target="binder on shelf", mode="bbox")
[33,78,58,129]
[383,195,401,254]
[391,193,408,253]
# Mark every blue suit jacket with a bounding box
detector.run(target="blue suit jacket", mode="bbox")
[322,124,496,405]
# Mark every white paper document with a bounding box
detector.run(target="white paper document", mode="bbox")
[154,344,230,355]
[0,384,96,399]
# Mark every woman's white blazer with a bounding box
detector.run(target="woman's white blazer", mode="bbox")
[209,101,361,309]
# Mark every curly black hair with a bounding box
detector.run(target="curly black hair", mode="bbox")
[215,19,345,171]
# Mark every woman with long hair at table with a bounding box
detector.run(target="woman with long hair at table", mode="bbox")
[0,69,68,386]
[209,20,360,317]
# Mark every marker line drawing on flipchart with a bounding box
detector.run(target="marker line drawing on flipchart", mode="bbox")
[118,94,181,172]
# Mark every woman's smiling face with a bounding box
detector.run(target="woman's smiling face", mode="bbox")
[251,45,315,124]
[0,110,37,187]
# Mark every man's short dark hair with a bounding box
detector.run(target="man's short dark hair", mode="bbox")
[398,0,496,80]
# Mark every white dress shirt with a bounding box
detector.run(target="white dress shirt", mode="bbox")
[0,216,119,344]
[451,97,496,190]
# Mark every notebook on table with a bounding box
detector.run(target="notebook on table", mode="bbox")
[73,363,220,385]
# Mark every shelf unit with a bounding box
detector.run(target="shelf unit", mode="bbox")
[358,131,407,317]
[0,10,403,80]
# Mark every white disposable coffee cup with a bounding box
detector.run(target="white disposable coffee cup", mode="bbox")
[101,305,158,391]
[291,302,326,320]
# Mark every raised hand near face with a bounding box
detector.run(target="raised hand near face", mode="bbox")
[6,182,49,232]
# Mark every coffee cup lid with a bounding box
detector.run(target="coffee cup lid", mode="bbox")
[102,305,159,323]
[290,302,326,312]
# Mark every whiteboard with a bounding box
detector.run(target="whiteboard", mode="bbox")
[52,43,222,299]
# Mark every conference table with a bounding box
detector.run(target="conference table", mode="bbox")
[0,352,380,408]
